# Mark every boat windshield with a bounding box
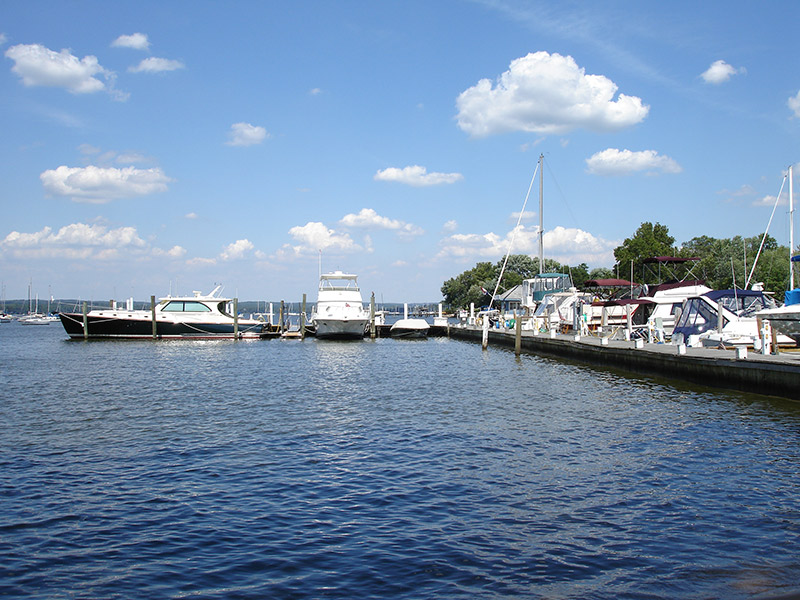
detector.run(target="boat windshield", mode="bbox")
[162,301,212,312]
[320,278,359,291]
[673,297,726,336]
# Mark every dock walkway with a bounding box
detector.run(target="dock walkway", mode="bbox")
[448,325,800,402]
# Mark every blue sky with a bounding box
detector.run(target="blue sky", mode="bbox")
[2,1,799,303]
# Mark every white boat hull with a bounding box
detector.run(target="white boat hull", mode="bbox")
[313,318,367,339]
[390,319,430,338]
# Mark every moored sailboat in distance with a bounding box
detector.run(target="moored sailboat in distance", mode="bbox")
[310,271,369,339]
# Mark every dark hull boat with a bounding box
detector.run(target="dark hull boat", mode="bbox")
[59,287,271,340]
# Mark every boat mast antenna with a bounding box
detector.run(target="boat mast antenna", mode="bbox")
[538,153,544,274]
[790,164,795,290]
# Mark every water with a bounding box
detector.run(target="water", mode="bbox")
[2,323,800,599]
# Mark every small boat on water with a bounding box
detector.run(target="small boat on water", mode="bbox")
[58,286,270,339]
[390,303,430,338]
[310,271,369,339]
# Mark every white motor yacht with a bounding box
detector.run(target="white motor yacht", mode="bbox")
[310,271,369,339]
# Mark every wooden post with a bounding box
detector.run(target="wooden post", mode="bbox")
[82,301,88,339]
[151,295,157,339]
[770,320,779,355]
[233,298,239,339]
[515,310,522,356]
[626,303,632,341]
[279,300,285,334]
[301,293,307,339]
[482,312,489,350]
[370,293,376,339]
[717,300,724,333]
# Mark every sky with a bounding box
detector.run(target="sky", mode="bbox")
[1,1,799,304]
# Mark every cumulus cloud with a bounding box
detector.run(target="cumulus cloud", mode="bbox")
[374,165,463,186]
[40,165,172,203]
[111,33,150,51]
[456,51,649,137]
[339,208,423,237]
[129,57,185,73]
[0,223,148,260]
[436,224,617,266]
[442,220,458,232]
[220,239,255,260]
[274,222,362,260]
[585,148,682,176]
[5,43,110,94]
[788,91,800,118]
[226,122,269,146]
[701,60,744,84]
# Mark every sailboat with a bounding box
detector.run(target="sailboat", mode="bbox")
[19,282,53,325]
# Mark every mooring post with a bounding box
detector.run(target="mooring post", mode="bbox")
[301,293,307,339]
[151,295,157,339]
[370,293,376,339]
[279,300,285,334]
[82,301,88,340]
[515,310,522,356]
[234,298,239,339]
[482,311,489,350]
[626,303,632,341]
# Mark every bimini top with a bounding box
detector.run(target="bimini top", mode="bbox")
[643,256,701,263]
[793,255,800,262]
[583,279,637,288]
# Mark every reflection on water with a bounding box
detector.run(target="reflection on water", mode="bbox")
[2,323,800,599]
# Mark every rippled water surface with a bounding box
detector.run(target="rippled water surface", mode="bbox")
[2,323,800,599]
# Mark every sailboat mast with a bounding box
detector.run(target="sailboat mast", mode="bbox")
[538,153,544,274]
[790,164,795,289]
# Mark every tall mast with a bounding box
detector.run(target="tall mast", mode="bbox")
[538,153,544,274]
[790,164,795,289]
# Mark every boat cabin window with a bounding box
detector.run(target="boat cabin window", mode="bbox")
[162,301,212,312]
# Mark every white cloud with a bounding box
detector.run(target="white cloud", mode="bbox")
[40,165,172,203]
[274,222,362,259]
[111,33,150,51]
[5,43,110,94]
[443,220,458,232]
[456,51,649,137]
[220,239,255,260]
[309,87,322,95]
[436,224,617,267]
[339,208,423,237]
[129,57,185,73]
[585,148,682,176]
[0,33,8,46]
[374,165,463,186]
[701,60,744,84]
[226,122,269,146]
[185,212,198,219]
[788,91,800,118]
[0,223,149,260]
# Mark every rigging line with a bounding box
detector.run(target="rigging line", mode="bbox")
[544,156,581,231]
[746,174,786,289]
[489,160,540,309]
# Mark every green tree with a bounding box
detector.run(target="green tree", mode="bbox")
[613,222,676,284]
[681,233,790,292]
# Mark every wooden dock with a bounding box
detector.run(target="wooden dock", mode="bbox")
[448,324,800,402]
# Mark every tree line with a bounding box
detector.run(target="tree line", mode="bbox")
[441,221,797,309]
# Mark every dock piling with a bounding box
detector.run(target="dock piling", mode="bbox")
[82,301,88,339]
[151,295,157,339]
